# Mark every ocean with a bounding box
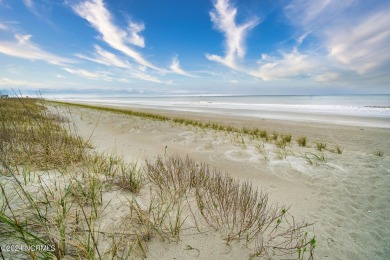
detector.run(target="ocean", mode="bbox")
[58,95,390,128]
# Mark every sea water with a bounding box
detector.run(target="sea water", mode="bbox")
[59,95,390,128]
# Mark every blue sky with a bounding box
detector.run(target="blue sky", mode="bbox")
[0,0,389,96]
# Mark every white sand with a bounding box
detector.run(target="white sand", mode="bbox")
[58,104,390,259]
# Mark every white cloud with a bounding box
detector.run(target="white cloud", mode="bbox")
[23,0,33,8]
[0,22,7,30]
[0,34,74,65]
[206,0,259,69]
[327,10,390,74]
[129,71,166,84]
[284,0,390,82]
[127,21,145,47]
[284,0,356,30]
[76,45,133,69]
[250,50,317,80]
[206,0,321,81]
[75,45,167,83]
[72,0,160,71]
[63,67,112,81]
[169,56,196,77]
[315,72,339,82]
[0,77,49,87]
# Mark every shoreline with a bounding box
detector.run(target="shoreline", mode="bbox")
[56,99,390,129]
[49,100,390,152]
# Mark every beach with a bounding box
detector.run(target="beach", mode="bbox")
[56,101,390,259]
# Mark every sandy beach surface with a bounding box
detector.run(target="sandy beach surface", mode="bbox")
[55,103,390,259]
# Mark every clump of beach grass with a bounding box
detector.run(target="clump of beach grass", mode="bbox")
[271,131,279,141]
[145,156,316,258]
[297,136,307,147]
[315,142,327,151]
[373,150,385,157]
[334,146,343,154]
[281,134,292,143]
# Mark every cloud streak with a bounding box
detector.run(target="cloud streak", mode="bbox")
[206,0,259,70]
[75,45,168,83]
[63,67,109,80]
[0,34,74,65]
[327,9,390,74]
[169,56,196,77]
[0,77,49,88]
[72,0,160,71]
[251,51,317,80]
[285,0,390,80]
[76,45,134,69]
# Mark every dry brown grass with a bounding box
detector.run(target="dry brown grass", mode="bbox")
[145,156,316,258]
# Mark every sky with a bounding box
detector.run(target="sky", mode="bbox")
[0,0,389,97]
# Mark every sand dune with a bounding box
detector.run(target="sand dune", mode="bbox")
[59,104,390,259]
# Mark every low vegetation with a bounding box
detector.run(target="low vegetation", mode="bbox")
[373,150,385,157]
[315,142,327,151]
[297,136,307,147]
[48,101,336,153]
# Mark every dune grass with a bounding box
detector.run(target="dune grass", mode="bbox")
[0,98,144,258]
[47,100,332,154]
[0,98,316,259]
[297,136,307,147]
[146,156,316,258]
[373,150,385,157]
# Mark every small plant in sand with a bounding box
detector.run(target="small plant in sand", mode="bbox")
[315,142,327,151]
[302,152,326,165]
[373,150,385,157]
[116,162,143,193]
[146,156,316,259]
[297,136,307,147]
[276,139,287,149]
[281,134,292,143]
[259,130,268,140]
[271,131,279,141]
[334,146,343,154]
[255,142,268,161]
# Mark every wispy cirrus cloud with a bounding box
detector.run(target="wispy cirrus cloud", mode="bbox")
[206,0,259,70]
[206,0,316,81]
[0,77,49,87]
[75,45,168,83]
[0,22,7,30]
[76,45,133,69]
[0,34,74,65]
[284,0,355,30]
[71,0,160,71]
[169,56,196,77]
[63,67,109,80]
[327,9,390,74]
[284,0,390,80]
[22,0,57,26]
[250,51,318,80]
[23,0,33,8]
